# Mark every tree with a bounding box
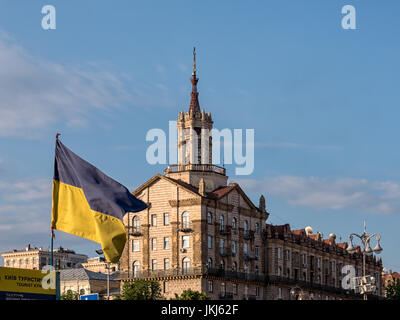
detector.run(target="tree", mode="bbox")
[120,279,163,300]
[172,289,210,300]
[60,290,79,300]
[385,280,400,300]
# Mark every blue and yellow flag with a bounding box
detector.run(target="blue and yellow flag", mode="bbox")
[51,139,147,263]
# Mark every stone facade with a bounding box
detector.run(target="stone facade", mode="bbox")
[264,224,383,300]
[82,257,119,274]
[119,52,383,300]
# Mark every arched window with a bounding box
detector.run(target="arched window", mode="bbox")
[133,261,140,277]
[219,215,224,230]
[244,264,249,274]
[220,259,225,270]
[277,266,282,276]
[132,216,140,232]
[207,212,213,224]
[182,257,190,274]
[244,243,248,255]
[232,261,237,272]
[182,212,190,228]
[255,223,259,234]
[243,220,248,231]
[232,217,237,230]
[232,241,237,255]
[207,258,213,269]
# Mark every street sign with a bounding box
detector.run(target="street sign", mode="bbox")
[80,293,98,300]
[0,267,58,300]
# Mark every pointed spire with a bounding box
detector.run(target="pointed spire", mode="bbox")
[189,47,201,114]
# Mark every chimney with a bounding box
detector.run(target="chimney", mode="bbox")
[26,244,30,251]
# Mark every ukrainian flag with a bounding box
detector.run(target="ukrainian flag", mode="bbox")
[51,139,147,263]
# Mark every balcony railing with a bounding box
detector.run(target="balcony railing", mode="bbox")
[266,275,360,296]
[164,164,226,175]
[219,247,232,257]
[219,292,234,300]
[119,267,266,283]
[243,294,257,300]
[179,222,193,232]
[207,268,265,282]
[219,226,232,235]
[119,268,202,280]
[244,253,258,261]
[243,230,255,240]
[128,226,143,237]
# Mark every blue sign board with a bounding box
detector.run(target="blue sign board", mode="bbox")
[80,293,99,300]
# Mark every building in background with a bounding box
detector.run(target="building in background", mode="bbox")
[82,257,119,274]
[382,269,400,297]
[59,268,119,299]
[1,244,88,270]
[264,224,383,300]
[118,51,384,300]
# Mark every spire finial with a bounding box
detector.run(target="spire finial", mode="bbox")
[189,47,200,114]
[192,47,196,76]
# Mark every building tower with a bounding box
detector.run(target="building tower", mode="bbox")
[164,48,228,192]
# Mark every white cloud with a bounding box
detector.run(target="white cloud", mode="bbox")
[238,176,400,215]
[0,32,136,138]
[0,178,50,202]
[0,178,52,252]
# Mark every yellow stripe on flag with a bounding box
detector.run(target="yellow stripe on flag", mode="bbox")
[51,180,127,263]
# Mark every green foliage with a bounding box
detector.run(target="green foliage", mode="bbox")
[120,279,163,300]
[385,280,400,300]
[60,290,79,300]
[172,289,210,300]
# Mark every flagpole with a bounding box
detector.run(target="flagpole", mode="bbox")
[51,228,54,267]
[51,133,61,269]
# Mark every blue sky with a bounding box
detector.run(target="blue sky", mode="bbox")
[0,0,399,271]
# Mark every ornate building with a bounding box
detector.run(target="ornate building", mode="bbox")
[264,224,383,300]
[119,49,383,300]
[1,244,88,270]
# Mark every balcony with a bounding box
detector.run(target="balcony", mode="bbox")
[119,268,203,280]
[219,292,233,300]
[164,164,226,175]
[243,230,255,240]
[266,275,362,297]
[128,226,143,237]
[243,294,257,300]
[205,268,265,282]
[119,267,267,283]
[179,222,193,232]
[219,226,232,236]
[220,247,232,257]
[244,253,258,261]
